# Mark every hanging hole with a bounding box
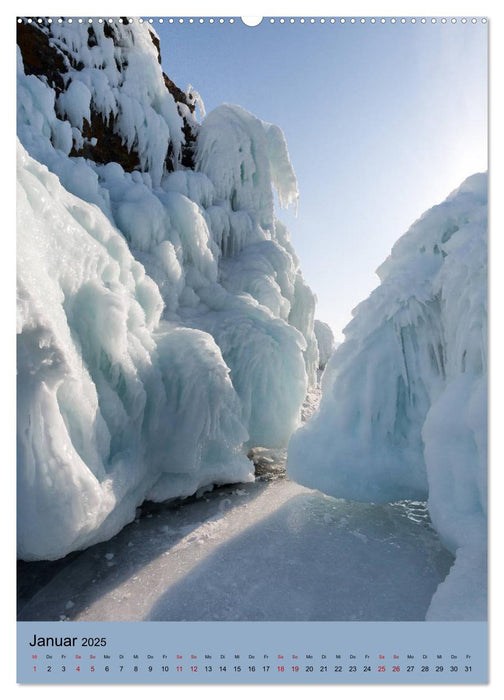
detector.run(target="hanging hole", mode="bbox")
[241,17,263,27]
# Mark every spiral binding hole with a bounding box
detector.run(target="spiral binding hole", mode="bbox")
[16,16,488,27]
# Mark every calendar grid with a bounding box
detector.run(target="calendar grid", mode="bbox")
[17,621,488,684]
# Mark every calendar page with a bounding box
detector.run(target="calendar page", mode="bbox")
[16,7,488,686]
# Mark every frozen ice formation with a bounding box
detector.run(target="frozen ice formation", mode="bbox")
[16,19,319,559]
[314,320,335,370]
[17,18,485,623]
[288,173,487,619]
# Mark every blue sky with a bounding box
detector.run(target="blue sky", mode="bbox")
[155,18,487,338]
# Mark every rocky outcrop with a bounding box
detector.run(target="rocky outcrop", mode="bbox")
[17,20,66,92]
[17,17,197,172]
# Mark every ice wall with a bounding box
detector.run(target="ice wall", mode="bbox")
[16,18,318,559]
[288,174,487,619]
[17,143,253,560]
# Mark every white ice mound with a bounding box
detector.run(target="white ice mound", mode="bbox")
[288,174,487,619]
[17,143,252,560]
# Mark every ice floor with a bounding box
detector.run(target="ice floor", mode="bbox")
[18,456,453,622]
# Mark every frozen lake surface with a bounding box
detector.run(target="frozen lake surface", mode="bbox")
[18,453,453,622]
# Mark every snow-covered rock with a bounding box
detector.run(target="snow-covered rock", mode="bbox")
[288,174,487,620]
[16,18,318,560]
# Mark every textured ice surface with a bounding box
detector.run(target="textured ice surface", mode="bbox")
[423,374,487,620]
[18,477,453,622]
[17,143,252,560]
[288,174,487,620]
[314,319,335,369]
[18,385,453,623]
[16,20,319,559]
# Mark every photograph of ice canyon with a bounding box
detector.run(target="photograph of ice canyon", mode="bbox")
[17,16,487,623]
